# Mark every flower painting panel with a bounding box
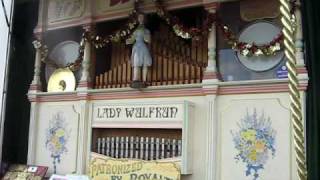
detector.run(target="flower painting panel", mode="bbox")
[231,109,276,180]
[46,112,71,174]
[219,97,291,180]
[34,104,80,176]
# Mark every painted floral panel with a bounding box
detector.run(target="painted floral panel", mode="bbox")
[45,112,71,174]
[231,109,276,180]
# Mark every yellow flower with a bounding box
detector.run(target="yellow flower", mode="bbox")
[255,140,266,153]
[241,129,256,142]
[56,129,65,137]
[51,136,59,145]
[55,143,62,150]
[249,149,257,161]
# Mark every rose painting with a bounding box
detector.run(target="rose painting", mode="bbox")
[231,109,276,180]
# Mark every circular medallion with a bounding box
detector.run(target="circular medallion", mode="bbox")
[237,22,284,72]
[45,41,81,82]
[47,68,76,92]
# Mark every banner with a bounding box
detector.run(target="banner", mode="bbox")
[90,153,181,180]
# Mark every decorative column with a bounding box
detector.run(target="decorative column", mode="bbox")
[295,0,304,67]
[77,25,94,90]
[294,0,308,82]
[28,34,46,164]
[203,4,219,83]
[204,94,218,180]
[30,36,47,93]
[280,0,307,179]
[76,26,95,174]
[202,3,219,180]
[74,102,91,174]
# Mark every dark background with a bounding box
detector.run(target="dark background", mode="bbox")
[1,0,319,179]
[2,0,38,164]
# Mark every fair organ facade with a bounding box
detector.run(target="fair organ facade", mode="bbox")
[27,0,307,179]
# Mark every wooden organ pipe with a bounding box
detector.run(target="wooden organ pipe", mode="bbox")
[94,24,208,89]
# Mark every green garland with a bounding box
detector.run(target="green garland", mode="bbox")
[82,0,283,57]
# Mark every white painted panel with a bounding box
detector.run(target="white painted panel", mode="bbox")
[217,93,292,180]
[34,103,80,176]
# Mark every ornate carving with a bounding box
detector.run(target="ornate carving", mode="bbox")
[48,0,85,22]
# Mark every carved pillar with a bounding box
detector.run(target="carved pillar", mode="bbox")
[74,101,91,174]
[204,4,219,82]
[294,0,308,83]
[207,17,217,72]
[78,25,94,90]
[202,3,220,180]
[203,92,218,180]
[34,0,47,35]
[295,0,304,67]
[30,36,46,92]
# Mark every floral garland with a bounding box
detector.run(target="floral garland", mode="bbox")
[37,2,139,70]
[88,1,140,48]
[90,17,138,48]
[83,0,284,57]
[221,25,284,57]
[32,40,49,63]
[33,37,84,71]
[153,0,216,39]
[153,0,284,57]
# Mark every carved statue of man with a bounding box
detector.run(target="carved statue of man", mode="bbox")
[126,13,152,87]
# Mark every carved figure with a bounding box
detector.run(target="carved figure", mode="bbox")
[126,13,152,85]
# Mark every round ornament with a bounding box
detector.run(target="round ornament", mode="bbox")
[45,41,81,82]
[47,68,76,92]
[237,22,284,71]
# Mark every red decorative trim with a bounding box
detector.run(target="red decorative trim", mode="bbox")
[29,84,42,92]
[219,83,308,95]
[28,82,308,102]
[28,97,38,102]
[92,122,182,129]
[33,94,78,102]
[204,2,220,10]
[89,88,205,101]
[203,71,218,80]
[297,67,308,74]
[77,81,93,88]
[202,88,218,95]
[299,82,308,90]
[77,93,91,101]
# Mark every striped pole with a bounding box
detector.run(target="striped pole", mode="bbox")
[280,0,307,179]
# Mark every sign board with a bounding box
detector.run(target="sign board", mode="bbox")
[276,65,288,79]
[91,101,194,174]
[89,153,181,180]
[94,103,184,122]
